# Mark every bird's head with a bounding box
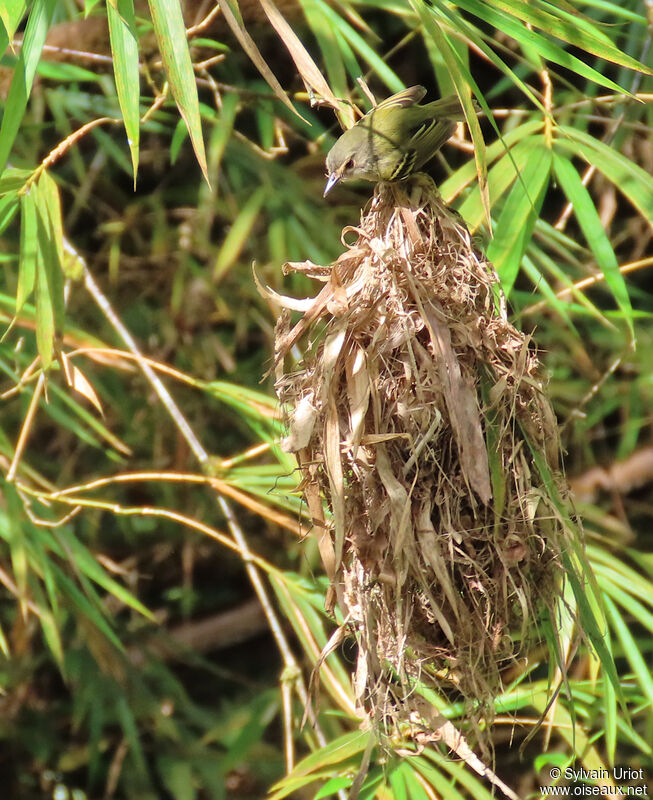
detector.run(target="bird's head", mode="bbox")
[323,126,376,196]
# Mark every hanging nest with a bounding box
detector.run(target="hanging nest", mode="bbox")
[265,176,567,747]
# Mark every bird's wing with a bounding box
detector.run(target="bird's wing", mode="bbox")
[407,119,457,170]
[373,85,426,112]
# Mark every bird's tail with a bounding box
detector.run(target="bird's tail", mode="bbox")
[424,95,480,120]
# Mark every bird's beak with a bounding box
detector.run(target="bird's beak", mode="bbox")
[323,171,341,197]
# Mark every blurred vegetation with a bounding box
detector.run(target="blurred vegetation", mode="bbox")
[0,0,652,798]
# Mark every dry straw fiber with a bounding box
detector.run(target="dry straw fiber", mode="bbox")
[268,177,566,745]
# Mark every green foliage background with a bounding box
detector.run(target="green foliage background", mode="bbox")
[0,0,652,798]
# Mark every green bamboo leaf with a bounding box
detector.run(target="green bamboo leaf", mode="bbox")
[51,564,125,653]
[216,0,306,121]
[312,0,404,92]
[36,60,101,82]
[457,135,543,231]
[423,749,496,800]
[62,530,155,620]
[17,192,37,314]
[0,167,32,194]
[32,529,61,626]
[35,171,65,321]
[115,695,149,777]
[269,769,344,800]
[441,119,543,202]
[314,776,352,798]
[44,383,113,452]
[415,754,480,800]
[298,0,356,128]
[213,187,267,281]
[412,0,489,227]
[553,152,633,338]
[3,482,29,613]
[486,143,552,294]
[600,578,653,635]
[527,448,627,710]
[430,2,544,110]
[556,127,653,224]
[388,766,409,800]
[0,21,7,59]
[33,172,65,369]
[602,668,617,767]
[604,595,653,708]
[400,763,437,800]
[0,0,57,174]
[106,0,140,184]
[147,0,208,183]
[158,759,195,800]
[34,234,55,368]
[276,730,369,781]
[520,254,574,327]
[589,545,653,592]
[577,0,646,23]
[0,618,9,657]
[452,0,635,94]
[84,0,103,14]
[468,0,651,75]
[270,571,353,698]
[525,241,607,326]
[528,685,610,775]
[0,0,27,41]
[34,599,65,666]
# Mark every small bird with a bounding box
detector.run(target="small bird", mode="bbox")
[324,86,473,197]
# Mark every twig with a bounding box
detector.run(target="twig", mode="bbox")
[19,117,118,195]
[186,4,222,38]
[83,264,209,466]
[7,373,45,482]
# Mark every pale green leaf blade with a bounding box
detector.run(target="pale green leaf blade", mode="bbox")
[34,236,55,370]
[32,173,65,369]
[35,172,65,326]
[0,0,27,41]
[0,0,57,174]
[431,2,544,110]
[486,142,552,295]
[553,152,633,338]
[17,192,37,314]
[452,0,636,94]
[213,187,267,281]
[475,0,651,75]
[0,192,19,237]
[273,730,369,782]
[147,0,208,183]
[413,0,489,226]
[312,0,404,92]
[604,595,653,708]
[441,119,544,203]
[556,126,653,225]
[106,0,140,184]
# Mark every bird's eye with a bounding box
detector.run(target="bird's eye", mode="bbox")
[345,158,354,170]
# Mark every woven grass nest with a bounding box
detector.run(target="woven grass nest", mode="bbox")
[266,177,567,747]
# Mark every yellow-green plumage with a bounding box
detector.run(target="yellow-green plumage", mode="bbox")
[324,86,471,196]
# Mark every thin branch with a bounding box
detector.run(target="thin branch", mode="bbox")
[83,263,210,466]
[6,373,45,482]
